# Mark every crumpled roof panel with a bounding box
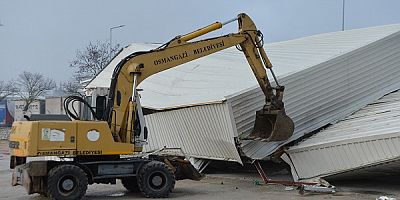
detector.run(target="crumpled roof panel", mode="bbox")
[284,90,400,180]
[239,26,400,159]
[86,24,400,110]
[85,24,400,163]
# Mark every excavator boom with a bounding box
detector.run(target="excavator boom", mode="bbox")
[105,13,294,142]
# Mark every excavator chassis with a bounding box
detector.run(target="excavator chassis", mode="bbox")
[11,155,201,198]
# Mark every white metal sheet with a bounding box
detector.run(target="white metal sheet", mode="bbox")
[284,91,400,180]
[86,24,400,163]
[237,28,400,160]
[86,24,400,110]
[143,103,242,163]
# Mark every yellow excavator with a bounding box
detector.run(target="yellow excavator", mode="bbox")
[9,13,294,199]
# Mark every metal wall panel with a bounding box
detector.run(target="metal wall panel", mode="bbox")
[324,158,400,179]
[284,91,400,180]
[86,24,400,163]
[233,30,400,160]
[143,103,242,163]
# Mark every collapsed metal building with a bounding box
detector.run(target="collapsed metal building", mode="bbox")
[283,90,400,181]
[86,24,400,170]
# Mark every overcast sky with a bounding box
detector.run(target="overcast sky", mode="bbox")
[1,0,400,83]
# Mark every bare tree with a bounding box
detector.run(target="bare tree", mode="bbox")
[0,80,18,102]
[16,71,56,111]
[70,41,120,83]
[61,79,81,95]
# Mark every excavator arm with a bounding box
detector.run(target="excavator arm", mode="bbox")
[104,13,294,144]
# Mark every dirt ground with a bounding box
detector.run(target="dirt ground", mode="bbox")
[0,139,399,200]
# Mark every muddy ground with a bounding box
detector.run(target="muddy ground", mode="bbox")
[1,139,399,199]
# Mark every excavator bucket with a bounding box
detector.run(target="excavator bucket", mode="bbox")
[244,109,294,141]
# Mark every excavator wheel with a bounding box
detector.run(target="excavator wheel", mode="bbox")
[121,177,140,193]
[138,161,176,198]
[47,164,88,200]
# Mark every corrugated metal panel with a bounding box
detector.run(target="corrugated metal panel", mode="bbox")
[234,29,400,159]
[325,158,400,179]
[284,91,400,180]
[86,24,400,110]
[85,24,400,163]
[87,44,259,110]
[143,103,241,163]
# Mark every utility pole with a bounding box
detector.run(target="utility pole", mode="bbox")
[109,25,125,60]
[342,0,345,31]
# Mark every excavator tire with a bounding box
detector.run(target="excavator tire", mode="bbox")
[138,161,176,198]
[47,164,88,200]
[121,177,140,193]
[39,192,48,197]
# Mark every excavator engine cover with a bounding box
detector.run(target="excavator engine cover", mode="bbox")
[246,109,294,141]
